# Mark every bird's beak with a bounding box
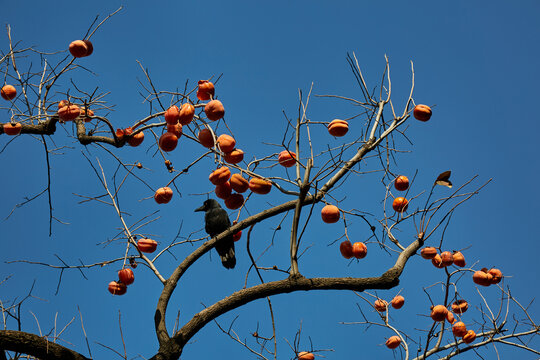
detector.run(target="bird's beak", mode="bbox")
[194,205,205,212]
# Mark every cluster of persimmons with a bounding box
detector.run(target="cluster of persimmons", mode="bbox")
[413,237,503,347]
[369,242,499,350]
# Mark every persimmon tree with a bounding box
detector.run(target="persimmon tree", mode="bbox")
[1,9,538,360]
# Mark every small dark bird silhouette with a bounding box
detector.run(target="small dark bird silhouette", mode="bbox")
[195,199,236,269]
[435,170,453,188]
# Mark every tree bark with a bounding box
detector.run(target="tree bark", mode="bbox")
[0,330,90,360]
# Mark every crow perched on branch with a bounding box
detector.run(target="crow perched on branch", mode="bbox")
[195,199,236,269]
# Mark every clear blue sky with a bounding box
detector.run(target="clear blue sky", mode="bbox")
[1,1,539,359]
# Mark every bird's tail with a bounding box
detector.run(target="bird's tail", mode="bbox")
[220,247,236,269]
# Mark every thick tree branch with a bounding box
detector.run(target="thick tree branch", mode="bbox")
[148,230,422,360]
[1,117,58,135]
[0,330,90,360]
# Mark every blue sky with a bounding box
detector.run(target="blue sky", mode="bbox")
[1,1,539,359]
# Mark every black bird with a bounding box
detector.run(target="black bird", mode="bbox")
[195,199,236,269]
